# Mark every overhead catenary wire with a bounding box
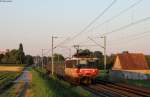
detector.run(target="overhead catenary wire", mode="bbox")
[44,36,70,56]
[58,44,100,48]
[125,32,150,42]
[109,30,150,42]
[110,34,150,48]
[73,0,143,48]
[109,30,150,46]
[43,49,51,56]
[88,37,104,48]
[54,0,117,48]
[54,37,71,49]
[70,0,117,39]
[50,0,149,56]
[103,16,150,35]
[87,0,143,32]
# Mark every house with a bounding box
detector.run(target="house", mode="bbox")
[112,52,149,70]
[111,52,150,80]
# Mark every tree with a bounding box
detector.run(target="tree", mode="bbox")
[8,49,18,64]
[18,43,25,64]
[0,49,19,64]
[75,49,93,57]
[53,53,65,64]
[145,55,150,68]
[106,54,116,69]
[0,44,26,64]
[25,55,33,65]
[1,51,10,64]
[0,54,4,63]
[93,51,104,69]
[1,57,7,64]
[43,56,48,65]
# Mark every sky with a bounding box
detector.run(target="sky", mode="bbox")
[0,0,150,57]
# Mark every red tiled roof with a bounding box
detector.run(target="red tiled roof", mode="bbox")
[117,53,149,70]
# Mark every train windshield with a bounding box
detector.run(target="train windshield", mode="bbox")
[76,59,98,68]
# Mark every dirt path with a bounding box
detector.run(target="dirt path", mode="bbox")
[14,67,32,97]
[14,68,32,83]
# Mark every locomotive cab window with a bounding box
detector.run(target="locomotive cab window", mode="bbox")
[75,59,98,68]
[65,60,77,68]
[79,60,87,64]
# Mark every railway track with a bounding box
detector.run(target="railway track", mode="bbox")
[83,80,150,97]
[82,85,122,97]
[97,80,150,97]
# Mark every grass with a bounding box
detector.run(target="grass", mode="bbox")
[125,79,150,88]
[0,71,23,97]
[96,70,109,80]
[0,71,21,89]
[31,68,92,97]
[123,74,150,88]
[0,83,17,97]
[0,82,25,97]
[125,74,150,88]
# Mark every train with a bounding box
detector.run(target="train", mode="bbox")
[46,56,99,85]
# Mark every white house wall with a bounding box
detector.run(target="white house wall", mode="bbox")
[112,56,122,70]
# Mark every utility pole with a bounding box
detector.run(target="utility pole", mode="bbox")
[69,48,71,58]
[104,36,107,70]
[74,45,79,64]
[88,36,107,70]
[51,35,57,76]
[101,36,107,70]
[41,49,44,69]
[74,45,79,55]
[58,54,59,64]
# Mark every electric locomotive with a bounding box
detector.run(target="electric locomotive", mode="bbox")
[64,57,99,84]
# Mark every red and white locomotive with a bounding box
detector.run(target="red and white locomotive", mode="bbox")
[64,57,99,84]
[46,55,99,85]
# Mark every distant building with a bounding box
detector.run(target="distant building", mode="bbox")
[112,52,149,70]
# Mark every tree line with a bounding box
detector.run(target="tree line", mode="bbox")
[0,43,33,65]
[35,49,116,69]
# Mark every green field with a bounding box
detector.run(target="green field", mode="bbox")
[0,82,23,97]
[31,68,92,97]
[0,64,24,97]
[0,71,21,89]
[0,64,23,90]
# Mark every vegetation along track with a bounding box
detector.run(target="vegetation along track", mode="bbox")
[88,80,150,97]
